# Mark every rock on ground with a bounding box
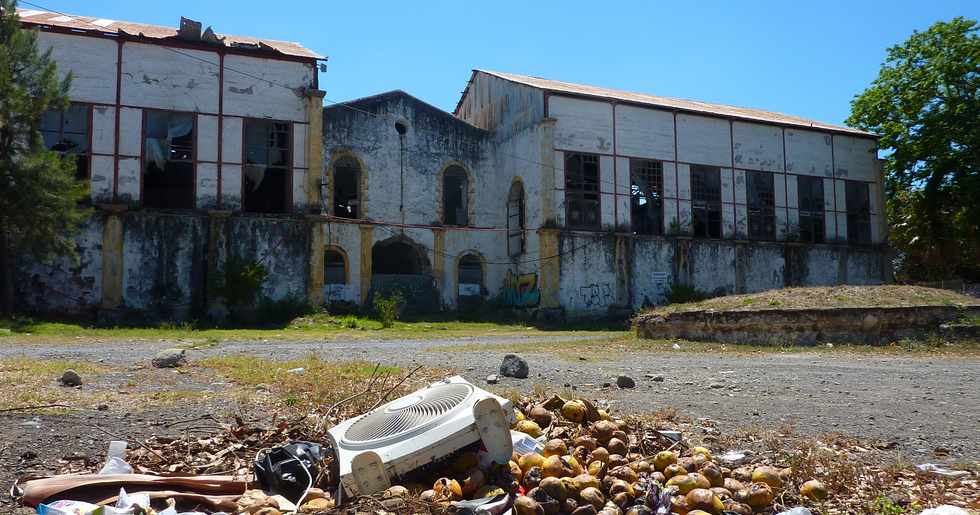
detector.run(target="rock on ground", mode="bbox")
[499,354,529,378]
[486,374,499,384]
[616,375,636,388]
[59,369,81,387]
[151,348,187,368]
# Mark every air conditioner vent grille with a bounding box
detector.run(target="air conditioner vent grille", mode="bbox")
[341,383,472,446]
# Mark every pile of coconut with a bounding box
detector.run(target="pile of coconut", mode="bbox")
[410,396,827,515]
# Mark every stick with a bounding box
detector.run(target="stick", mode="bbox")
[92,426,167,461]
[370,365,423,410]
[0,403,71,412]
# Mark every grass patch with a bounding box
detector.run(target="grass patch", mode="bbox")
[198,354,444,416]
[0,314,614,345]
[0,356,111,411]
[646,285,979,315]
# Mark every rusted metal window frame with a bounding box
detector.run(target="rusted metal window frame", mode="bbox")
[39,102,92,180]
[630,158,664,236]
[241,117,293,214]
[797,175,825,243]
[690,164,722,238]
[564,152,601,230]
[140,108,198,210]
[746,170,776,241]
[845,180,872,246]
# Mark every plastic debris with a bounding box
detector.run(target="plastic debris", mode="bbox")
[916,463,970,479]
[919,506,972,515]
[99,441,133,475]
[717,449,752,466]
[777,508,814,515]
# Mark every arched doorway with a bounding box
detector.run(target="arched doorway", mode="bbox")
[370,236,438,313]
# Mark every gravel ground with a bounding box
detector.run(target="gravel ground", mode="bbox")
[2,334,978,508]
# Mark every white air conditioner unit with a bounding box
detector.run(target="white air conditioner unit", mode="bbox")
[326,376,515,498]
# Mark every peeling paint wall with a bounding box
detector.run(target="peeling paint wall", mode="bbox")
[16,217,104,314]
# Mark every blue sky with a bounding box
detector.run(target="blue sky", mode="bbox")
[31,0,979,127]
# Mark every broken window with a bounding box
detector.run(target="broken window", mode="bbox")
[746,171,776,240]
[40,103,90,180]
[243,119,291,213]
[630,159,664,235]
[324,249,346,285]
[442,165,469,226]
[333,156,360,218]
[846,181,871,245]
[458,254,483,297]
[797,175,825,243]
[565,153,600,229]
[691,165,722,238]
[507,180,525,256]
[143,110,195,209]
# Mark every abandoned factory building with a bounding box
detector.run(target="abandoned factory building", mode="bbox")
[17,9,889,319]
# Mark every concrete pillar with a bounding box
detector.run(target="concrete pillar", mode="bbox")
[306,216,324,306]
[614,234,631,307]
[359,224,373,305]
[538,228,561,309]
[432,228,446,303]
[100,208,125,309]
[539,118,557,225]
[205,210,232,310]
[305,89,326,213]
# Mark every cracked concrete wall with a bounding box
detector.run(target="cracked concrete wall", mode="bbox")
[16,216,105,315]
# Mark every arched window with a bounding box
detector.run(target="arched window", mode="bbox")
[442,165,469,226]
[457,253,483,297]
[507,180,525,256]
[324,248,347,285]
[333,156,360,219]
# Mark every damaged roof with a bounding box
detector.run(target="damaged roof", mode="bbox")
[16,7,324,60]
[468,69,874,137]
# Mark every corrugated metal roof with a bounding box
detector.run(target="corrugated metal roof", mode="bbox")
[473,69,874,137]
[17,8,324,60]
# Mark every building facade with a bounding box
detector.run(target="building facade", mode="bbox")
[17,9,889,320]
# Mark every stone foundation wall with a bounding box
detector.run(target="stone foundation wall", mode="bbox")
[636,305,980,345]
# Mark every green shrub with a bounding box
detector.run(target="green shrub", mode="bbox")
[667,284,709,304]
[373,292,404,329]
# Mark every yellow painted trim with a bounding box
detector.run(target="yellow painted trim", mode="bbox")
[537,228,560,309]
[359,224,374,304]
[307,219,325,305]
[100,214,124,309]
[305,90,325,211]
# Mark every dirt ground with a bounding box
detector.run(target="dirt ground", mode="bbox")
[2,335,978,511]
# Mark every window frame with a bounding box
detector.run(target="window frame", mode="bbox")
[39,102,92,180]
[630,158,665,236]
[746,170,776,241]
[323,247,348,286]
[845,180,872,246]
[141,108,198,210]
[457,253,484,298]
[242,117,293,214]
[690,164,723,238]
[564,152,602,230]
[331,155,361,219]
[441,164,470,227]
[507,179,526,256]
[797,175,825,244]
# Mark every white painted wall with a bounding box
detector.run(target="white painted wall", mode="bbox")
[676,114,731,167]
[614,105,674,160]
[37,32,117,105]
[733,121,783,172]
[550,96,614,154]
[785,129,833,177]
[833,135,877,181]
[223,55,311,122]
[121,43,219,113]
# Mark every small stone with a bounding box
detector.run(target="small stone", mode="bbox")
[151,348,187,368]
[616,375,636,389]
[709,383,724,389]
[485,374,499,384]
[97,404,109,411]
[499,354,529,379]
[651,375,665,382]
[60,369,82,387]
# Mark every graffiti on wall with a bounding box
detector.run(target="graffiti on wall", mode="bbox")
[500,271,540,308]
[578,282,614,309]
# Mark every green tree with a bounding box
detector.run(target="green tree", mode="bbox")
[847,17,979,282]
[0,0,88,314]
